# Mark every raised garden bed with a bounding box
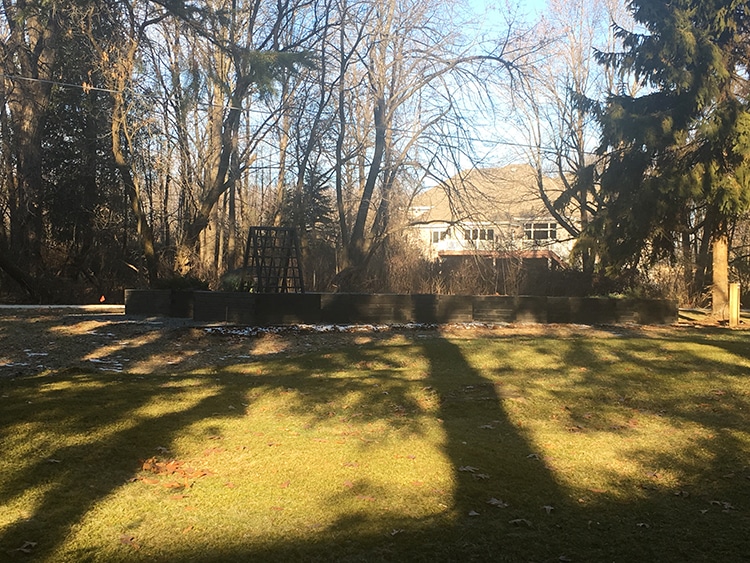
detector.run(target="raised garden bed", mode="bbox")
[124,290,678,326]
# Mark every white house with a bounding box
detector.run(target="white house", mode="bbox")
[408,165,576,268]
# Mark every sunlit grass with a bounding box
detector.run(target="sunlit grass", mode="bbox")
[2,328,750,561]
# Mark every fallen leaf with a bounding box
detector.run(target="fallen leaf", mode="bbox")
[527,453,540,460]
[119,534,140,550]
[15,541,37,554]
[390,529,404,536]
[543,505,555,514]
[711,500,736,511]
[487,498,508,508]
[636,522,650,528]
[509,518,533,528]
[468,510,481,517]
[163,481,185,489]
[459,466,479,473]
[47,459,61,464]
[164,461,181,474]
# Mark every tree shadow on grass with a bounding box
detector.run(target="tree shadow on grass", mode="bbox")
[412,336,568,561]
[1,327,562,562]
[526,330,750,561]
[3,321,750,562]
[175,334,574,562]
[0,310,291,561]
[0,370,247,561]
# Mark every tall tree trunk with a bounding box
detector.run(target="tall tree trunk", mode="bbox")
[347,94,386,267]
[711,231,729,320]
[112,125,159,285]
[2,3,60,274]
[177,81,246,272]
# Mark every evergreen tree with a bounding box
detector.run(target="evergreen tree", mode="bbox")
[591,0,750,314]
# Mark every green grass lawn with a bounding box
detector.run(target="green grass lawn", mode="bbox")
[2,327,750,562]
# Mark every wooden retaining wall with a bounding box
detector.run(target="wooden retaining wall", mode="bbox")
[124,290,678,326]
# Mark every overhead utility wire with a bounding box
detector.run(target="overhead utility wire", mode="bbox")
[0,73,121,94]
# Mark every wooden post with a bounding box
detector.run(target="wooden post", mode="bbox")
[729,283,741,328]
[712,233,729,320]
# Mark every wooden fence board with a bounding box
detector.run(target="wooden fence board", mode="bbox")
[127,290,679,326]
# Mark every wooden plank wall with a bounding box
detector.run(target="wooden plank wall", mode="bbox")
[125,290,679,325]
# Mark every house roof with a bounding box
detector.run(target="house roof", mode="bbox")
[411,164,564,226]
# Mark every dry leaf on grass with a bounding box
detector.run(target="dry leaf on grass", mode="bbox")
[119,534,140,549]
[14,541,37,554]
[458,466,479,473]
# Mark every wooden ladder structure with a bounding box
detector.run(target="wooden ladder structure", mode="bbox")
[239,227,305,293]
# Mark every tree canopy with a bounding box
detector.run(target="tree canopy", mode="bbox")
[590,0,750,309]
[0,0,519,299]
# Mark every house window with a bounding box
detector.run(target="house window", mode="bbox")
[464,228,493,241]
[431,230,449,244]
[524,222,557,241]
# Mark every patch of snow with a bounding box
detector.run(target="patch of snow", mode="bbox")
[88,358,124,372]
[203,321,520,338]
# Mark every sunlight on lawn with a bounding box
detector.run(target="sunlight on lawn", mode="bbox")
[8,366,455,561]
[2,330,750,561]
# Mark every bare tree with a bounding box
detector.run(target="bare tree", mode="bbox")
[326,0,526,290]
[510,0,633,274]
[158,0,319,277]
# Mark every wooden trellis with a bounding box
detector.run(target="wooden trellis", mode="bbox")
[239,227,305,293]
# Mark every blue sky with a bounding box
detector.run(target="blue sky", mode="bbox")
[468,0,548,23]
